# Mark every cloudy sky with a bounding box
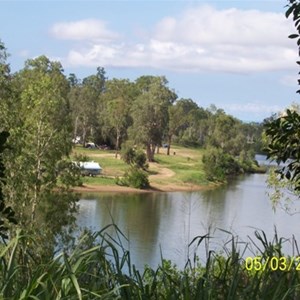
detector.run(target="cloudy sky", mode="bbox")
[1,0,299,122]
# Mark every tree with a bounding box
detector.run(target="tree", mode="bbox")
[167,99,202,155]
[117,143,149,189]
[0,42,17,239]
[264,1,300,207]
[206,111,246,156]
[265,109,300,189]
[0,131,17,240]
[130,76,177,161]
[202,146,240,181]
[167,99,209,147]
[0,55,79,260]
[0,42,17,238]
[101,79,134,157]
[68,67,106,146]
[167,103,185,155]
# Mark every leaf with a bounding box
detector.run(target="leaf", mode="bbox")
[288,34,299,39]
[63,252,82,299]
[286,5,295,18]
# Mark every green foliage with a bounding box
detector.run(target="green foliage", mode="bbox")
[129,76,177,162]
[119,143,149,189]
[202,147,240,181]
[120,144,136,165]
[68,67,106,147]
[206,111,248,156]
[121,143,148,170]
[101,79,134,154]
[0,132,17,240]
[57,160,83,187]
[266,167,300,212]
[265,109,300,191]
[116,167,150,189]
[73,152,91,163]
[0,55,80,261]
[1,227,300,299]
[263,2,300,209]
[134,149,148,170]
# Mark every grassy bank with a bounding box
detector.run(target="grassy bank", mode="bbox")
[72,145,211,191]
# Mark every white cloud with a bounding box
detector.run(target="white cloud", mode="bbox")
[68,44,122,66]
[52,6,298,73]
[224,102,283,114]
[154,6,293,47]
[50,19,119,41]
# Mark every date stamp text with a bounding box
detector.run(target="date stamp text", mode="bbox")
[245,256,300,272]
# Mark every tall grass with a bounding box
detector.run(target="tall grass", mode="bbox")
[1,226,300,299]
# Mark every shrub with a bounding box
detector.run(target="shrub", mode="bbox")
[121,145,136,165]
[121,145,148,170]
[134,149,148,170]
[116,167,149,189]
[202,147,240,181]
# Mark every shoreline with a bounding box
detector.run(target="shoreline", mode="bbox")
[72,182,218,194]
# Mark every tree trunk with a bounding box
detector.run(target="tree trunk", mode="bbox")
[151,144,156,160]
[82,121,87,147]
[73,116,79,141]
[115,129,120,159]
[167,135,172,155]
[32,121,43,225]
[146,144,154,162]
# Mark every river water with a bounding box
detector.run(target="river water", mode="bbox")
[77,162,300,270]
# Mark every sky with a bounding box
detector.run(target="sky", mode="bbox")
[1,0,299,122]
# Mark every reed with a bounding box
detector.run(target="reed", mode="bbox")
[1,226,300,299]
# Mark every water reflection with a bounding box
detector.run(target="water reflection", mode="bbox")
[77,174,300,270]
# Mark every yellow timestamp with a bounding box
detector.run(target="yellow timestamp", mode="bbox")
[245,256,300,272]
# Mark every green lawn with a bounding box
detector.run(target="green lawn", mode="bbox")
[72,144,209,188]
[153,147,209,186]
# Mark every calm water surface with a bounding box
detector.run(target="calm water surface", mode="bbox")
[77,173,300,270]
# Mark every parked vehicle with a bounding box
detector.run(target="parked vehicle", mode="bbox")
[78,161,102,176]
[85,142,97,149]
[72,136,81,144]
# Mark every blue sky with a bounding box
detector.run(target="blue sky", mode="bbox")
[1,0,299,122]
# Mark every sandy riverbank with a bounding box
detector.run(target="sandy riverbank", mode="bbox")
[73,182,217,193]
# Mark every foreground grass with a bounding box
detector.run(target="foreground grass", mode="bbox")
[1,227,300,299]
[72,145,210,189]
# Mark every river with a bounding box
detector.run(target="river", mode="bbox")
[77,167,300,270]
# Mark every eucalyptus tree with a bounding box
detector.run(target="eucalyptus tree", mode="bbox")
[130,76,177,161]
[0,132,17,240]
[101,78,135,157]
[205,110,246,155]
[68,73,82,141]
[1,55,80,260]
[0,41,17,239]
[68,67,106,146]
[167,98,201,154]
[167,103,185,155]
[179,100,209,146]
[0,40,10,106]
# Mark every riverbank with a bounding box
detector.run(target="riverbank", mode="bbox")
[72,145,262,193]
[72,144,213,192]
[73,181,217,193]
